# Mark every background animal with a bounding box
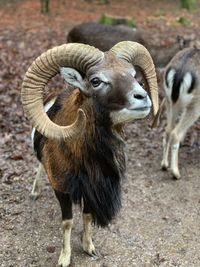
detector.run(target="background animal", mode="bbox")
[67,22,145,51]
[67,22,193,68]
[161,47,200,179]
[21,41,158,267]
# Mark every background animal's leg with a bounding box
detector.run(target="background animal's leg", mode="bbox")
[82,201,96,256]
[161,101,178,170]
[31,163,45,200]
[55,190,73,267]
[170,108,199,179]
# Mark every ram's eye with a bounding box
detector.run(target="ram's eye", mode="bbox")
[91,78,101,87]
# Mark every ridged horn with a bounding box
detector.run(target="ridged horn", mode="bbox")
[111,41,159,116]
[21,43,104,140]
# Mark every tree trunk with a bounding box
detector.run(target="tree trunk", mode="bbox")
[41,0,50,14]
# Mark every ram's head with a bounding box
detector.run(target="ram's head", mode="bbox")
[22,41,159,140]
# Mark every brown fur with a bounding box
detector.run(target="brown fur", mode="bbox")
[41,89,123,192]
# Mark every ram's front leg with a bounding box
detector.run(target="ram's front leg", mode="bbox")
[55,191,73,267]
[82,202,96,256]
[31,163,45,200]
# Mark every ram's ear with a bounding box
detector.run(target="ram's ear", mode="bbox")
[60,67,86,92]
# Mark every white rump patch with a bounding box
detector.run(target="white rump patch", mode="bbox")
[179,72,194,106]
[166,68,176,89]
[165,68,176,100]
[180,72,193,94]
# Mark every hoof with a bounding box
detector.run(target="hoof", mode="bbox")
[161,160,168,171]
[85,248,98,257]
[84,248,99,260]
[161,165,168,171]
[172,174,181,180]
[171,169,181,180]
[83,244,96,257]
[30,191,40,201]
[82,238,98,258]
[58,249,71,267]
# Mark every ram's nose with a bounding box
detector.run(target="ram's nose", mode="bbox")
[133,91,148,100]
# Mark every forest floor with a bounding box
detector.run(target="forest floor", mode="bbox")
[0,0,200,266]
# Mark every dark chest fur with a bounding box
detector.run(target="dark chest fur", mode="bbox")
[34,97,127,226]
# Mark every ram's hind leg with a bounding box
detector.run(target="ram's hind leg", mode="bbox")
[161,100,178,170]
[82,201,96,256]
[55,191,73,267]
[170,107,200,179]
[31,163,45,200]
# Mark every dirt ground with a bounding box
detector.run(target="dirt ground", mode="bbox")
[0,1,200,266]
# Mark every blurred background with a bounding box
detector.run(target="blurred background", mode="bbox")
[1,1,200,267]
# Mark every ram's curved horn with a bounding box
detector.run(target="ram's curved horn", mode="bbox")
[21,43,104,140]
[111,41,159,116]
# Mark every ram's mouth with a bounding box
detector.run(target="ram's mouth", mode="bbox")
[129,106,151,111]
